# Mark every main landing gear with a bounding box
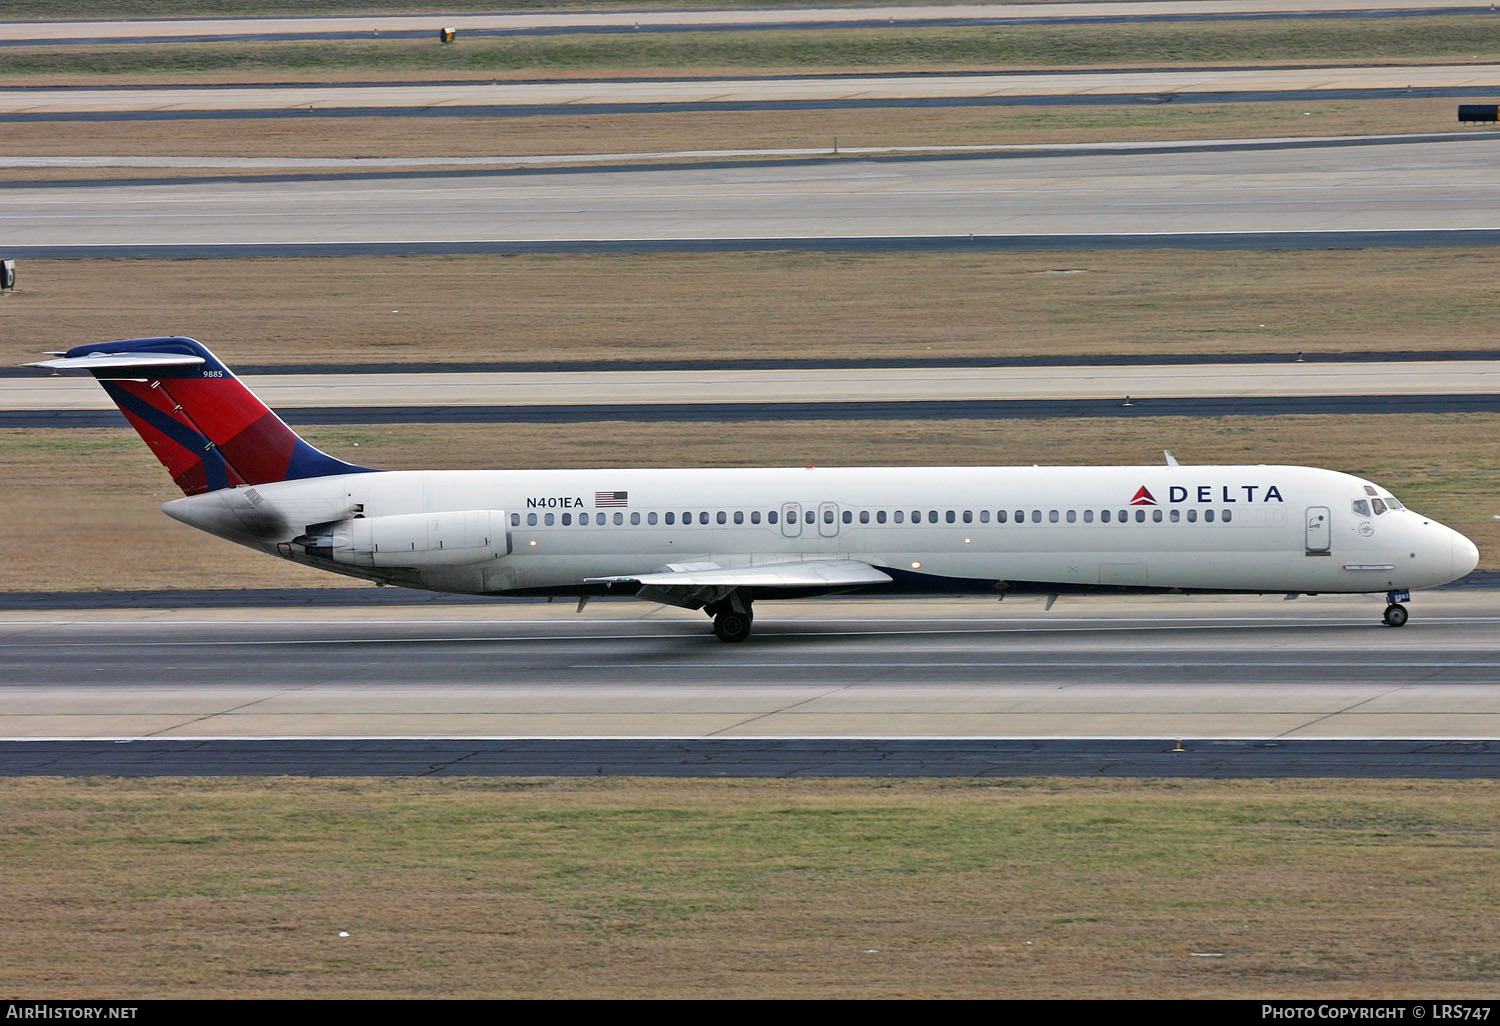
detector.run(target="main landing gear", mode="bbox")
[706,592,754,643]
[1382,589,1410,628]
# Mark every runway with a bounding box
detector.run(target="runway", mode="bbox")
[5,595,1499,742]
[6,64,1499,120]
[11,361,1499,412]
[9,738,1500,778]
[6,137,1500,250]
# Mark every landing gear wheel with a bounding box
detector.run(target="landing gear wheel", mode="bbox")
[712,610,753,643]
[1383,603,1409,628]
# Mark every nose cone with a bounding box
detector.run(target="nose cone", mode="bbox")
[1453,532,1481,580]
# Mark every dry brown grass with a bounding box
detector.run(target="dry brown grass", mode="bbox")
[2,414,1496,593]
[7,247,1500,370]
[5,776,1500,998]
[0,99,1471,179]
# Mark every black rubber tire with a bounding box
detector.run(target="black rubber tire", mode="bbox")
[713,610,753,643]
[1383,603,1409,628]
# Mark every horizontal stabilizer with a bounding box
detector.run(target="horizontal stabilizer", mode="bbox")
[25,352,206,371]
[587,559,891,590]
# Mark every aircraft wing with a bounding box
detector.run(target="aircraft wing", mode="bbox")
[587,559,891,590]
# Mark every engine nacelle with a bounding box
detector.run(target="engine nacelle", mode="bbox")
[301,509,511,568]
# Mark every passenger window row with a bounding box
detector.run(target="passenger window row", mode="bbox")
[512,507,1236,527]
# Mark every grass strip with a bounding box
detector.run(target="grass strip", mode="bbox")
[0,101,1469,177]
[5,19,1500,80]
[11,0,965,18]
[5,776,1500,998]
[6,249,1500,370]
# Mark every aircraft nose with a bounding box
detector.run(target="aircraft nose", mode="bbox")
[1454,532,1481,580]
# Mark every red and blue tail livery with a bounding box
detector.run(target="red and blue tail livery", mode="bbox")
[30,336,370,496]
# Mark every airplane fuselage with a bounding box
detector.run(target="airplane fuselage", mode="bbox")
[163,463,1478,599]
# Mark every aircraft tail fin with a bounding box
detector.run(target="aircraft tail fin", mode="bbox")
[27,336,372,496]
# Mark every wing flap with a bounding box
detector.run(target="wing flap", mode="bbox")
[587,559,891,590]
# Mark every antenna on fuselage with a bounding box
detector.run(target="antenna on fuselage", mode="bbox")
[1163,450,1180,467]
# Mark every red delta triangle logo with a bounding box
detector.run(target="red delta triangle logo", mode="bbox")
[1130,486,1157,506]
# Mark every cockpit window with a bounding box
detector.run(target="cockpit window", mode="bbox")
[1364,485,1378,496]
[1371,498,1388,515]
[1352,499,1371,517]
[1385,496,1404,510]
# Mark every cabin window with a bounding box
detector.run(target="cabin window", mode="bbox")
[527,513,538,526]
[858,510,869,524]
[648,512,658,525]
[1083,510,1094,523]
[511,513,520,527]
[912,510,921,523]
[734,511,744,525]
[1101,509,1112,523]
[806,510,816,525]
[997,510,1008,524]
[962,510,972,524]
[1372,498,1388,515]
[768,510,778,525]
[1118,509,1128,523]
[979,510,990,524]
[1132,509,1143,523]
[542,513,553,526]
[894,510,905,524]
[717,511,727,525]
[1204,509,1215,523]
[1187,509,1198,523]
[945,511,956,524]
[562,513,572,526]
[843,510,853,524]
[699,512,710,525]
[751,511,761,524]
[1170,509,1180,523]
[1222,509,1232,523]
[1048,510,1059,524]
[876,510,887,524]
[665,512,675,525]
[631,512,641,525]
[1066,510,1077,524]
[1152,509,1162,523]
[925,510,936,524]
[824,509,834,524]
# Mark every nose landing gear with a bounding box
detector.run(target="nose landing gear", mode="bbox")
[1382,589,1410,628]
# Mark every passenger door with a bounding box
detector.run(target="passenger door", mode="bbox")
[1305,506,1331,555]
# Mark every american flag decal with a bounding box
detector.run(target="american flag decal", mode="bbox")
[595,490,628,507]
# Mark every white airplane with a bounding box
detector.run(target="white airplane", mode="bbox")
[29,337,1480,642]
